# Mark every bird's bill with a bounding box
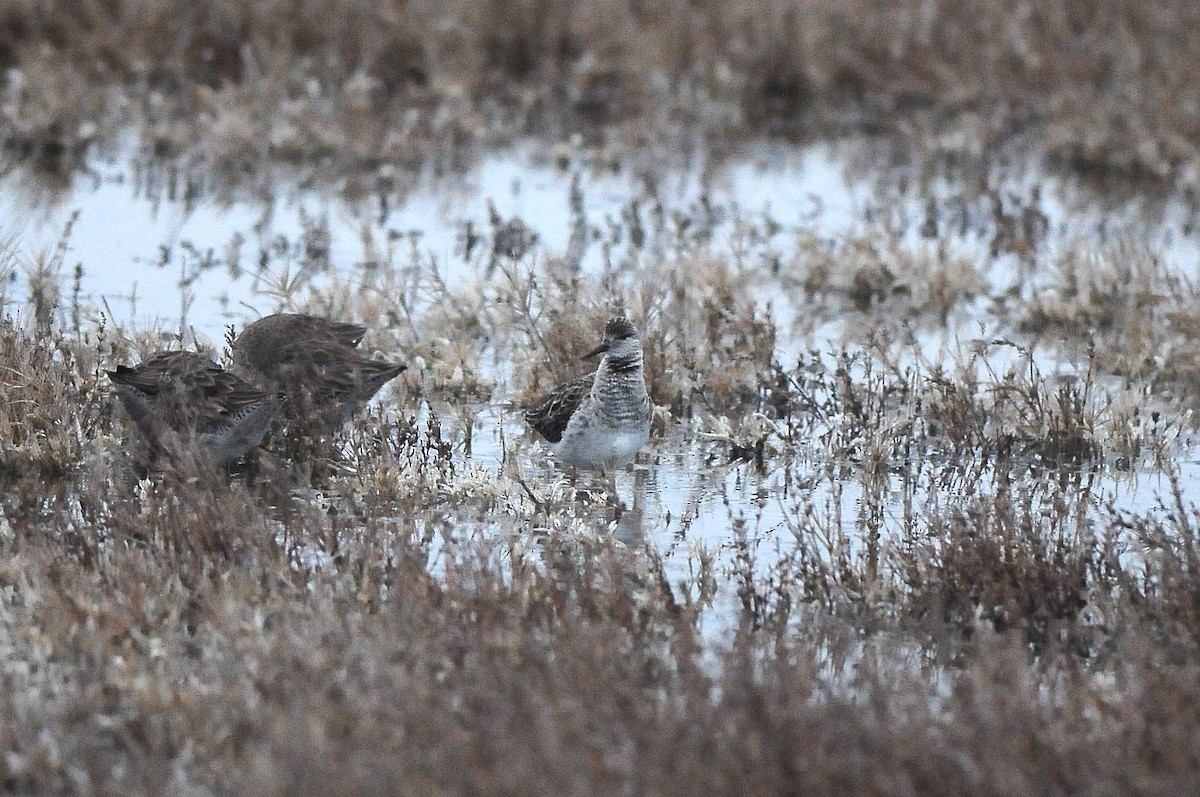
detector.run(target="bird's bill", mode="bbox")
[581,341,611,360]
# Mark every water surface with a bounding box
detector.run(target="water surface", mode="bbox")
[4,142,1199,640]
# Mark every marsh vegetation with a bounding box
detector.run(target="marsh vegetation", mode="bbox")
[3,2,1200,794]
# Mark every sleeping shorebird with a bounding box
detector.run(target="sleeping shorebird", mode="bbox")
[231,313,406,441]
[524,316,652,470]
[107,350,282,467]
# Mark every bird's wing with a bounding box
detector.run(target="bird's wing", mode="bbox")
[524,372,595,444]
[325,320,368,347]
[106,351,209,395]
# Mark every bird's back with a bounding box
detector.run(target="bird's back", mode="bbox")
[108,350,281,466]
[232,313,406,434]
[525,372,596,444]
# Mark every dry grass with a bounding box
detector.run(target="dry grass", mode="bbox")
[4,5,1200,785]
[3,380,1200,793]
[3,249,1200,791]
[3,1,1199,188]
[1017,237,1200,410]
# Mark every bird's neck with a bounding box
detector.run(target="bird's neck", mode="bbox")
[598,350,643,378]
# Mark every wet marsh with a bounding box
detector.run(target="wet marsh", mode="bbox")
[4,2,1200,794]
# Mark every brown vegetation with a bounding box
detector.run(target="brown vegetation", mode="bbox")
[3,1,1199,188]
[3,2,1200,792]
[2,254,1200,790]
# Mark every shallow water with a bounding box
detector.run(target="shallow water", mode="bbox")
[5,144,854,341]
[7,142,1198,345]
[4,142,1200,640]
[455,400,1200,639]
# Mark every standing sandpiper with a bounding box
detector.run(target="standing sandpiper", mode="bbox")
[231,313,406,440]
[525,316,652,469]
[108,350,282,467]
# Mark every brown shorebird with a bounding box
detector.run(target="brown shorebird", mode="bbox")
[231,313,406,442]
[107,350,282,467]
[525,317,652,469]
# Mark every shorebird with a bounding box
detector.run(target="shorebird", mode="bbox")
[107,350,282,467]
[525,316,652,469]
[231,313,406,438]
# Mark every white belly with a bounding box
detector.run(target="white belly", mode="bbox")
[551,423,650,469]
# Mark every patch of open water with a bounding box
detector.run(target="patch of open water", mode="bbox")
[7,142,1197,344]
[4,142,1200,640]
